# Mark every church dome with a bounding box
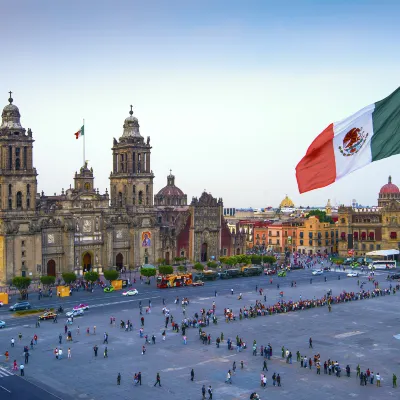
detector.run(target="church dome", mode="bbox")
[155,172,187,206]
[121,106,142,138]
[379,176,399,194]
[280,195,295,208]
[0,93,23,130]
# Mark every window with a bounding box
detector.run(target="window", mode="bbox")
[341,218,345,223]
[318,232,322,239]
[15,158,20,170]
[23,147,27,169]
[138,191,143,205]
[369,232,374,240]
[284,231,288,237]
[146,185,149,193]
[390,232,397,239]
[118,192,123,207]
[369,244,374,250]
[16,191,22,209]
[22,261,25,267]
[27,184,30,195]
[22,241,25,246]
[158,216,162,224]
[8,199,12,209]
[268,239,272,245]
[309,240,312,245]
[22,251,26,257]
[377,244,381,250]
[341,232,346,240]
[300,240,303,245]
[353,232,359,240]
[354,243,359,250]
[8,146,12,169]
[223,248,227,256]
[325,240,329,246]
[277,239,280,245]
[120,154,124,172]
[8,184,12,196]
[362,244,366,250]
[15,148,20,157]
[361,232,366,240]
[300,232,304,238]
[309,232,312,238]
[325,231,329,238]
[27,198,30,208]
[84,182,90,190]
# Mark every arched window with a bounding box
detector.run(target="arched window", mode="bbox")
[138,191,143,205]
[27,184,30,195]
[8,184,12,196]
[84,182,90,191]
[16,191,22,209]
[15,158,20,170]
[118,192,123,207]
[146,184,149,193]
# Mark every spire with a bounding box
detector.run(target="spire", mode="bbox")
[129,105,133,116]
[8,91,13,104]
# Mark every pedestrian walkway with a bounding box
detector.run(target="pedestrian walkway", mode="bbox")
[0,366,14,378]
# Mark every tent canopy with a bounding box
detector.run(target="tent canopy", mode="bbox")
[366,249,399,257]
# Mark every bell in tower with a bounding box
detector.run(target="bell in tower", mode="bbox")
[109,106,154,208]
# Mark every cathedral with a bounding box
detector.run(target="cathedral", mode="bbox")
[0,94,244,284]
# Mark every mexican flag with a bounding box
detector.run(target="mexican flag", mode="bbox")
[74,125,84,140]
[296,87,400,193]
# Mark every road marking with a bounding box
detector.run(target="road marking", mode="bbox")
[161,354,235,372]
[0,385,11,393]
[334,331,364,339]
[89,296,160,309]
[0,367,13,378]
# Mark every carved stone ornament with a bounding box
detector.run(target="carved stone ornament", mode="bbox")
[47,233,55,244]
[142,218,150,227]
[41,218,62,228]
[29,221,41,233]
[83,219,92,233]
[116,230,123,239]
[5,221,19,234]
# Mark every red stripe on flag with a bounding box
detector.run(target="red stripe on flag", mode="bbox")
[74,131,80,139]
[295,123,336,193]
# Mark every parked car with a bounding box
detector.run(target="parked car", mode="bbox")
[192,281,204,287]
[122,289,139,296]
[66,309,84,318]
[9,302,31,311]
[0,320,6,329]
[73,303,89,311]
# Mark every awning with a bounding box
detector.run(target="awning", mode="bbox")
[365,249,399,257]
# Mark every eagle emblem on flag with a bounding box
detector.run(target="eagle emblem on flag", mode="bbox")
[338,127,368,157]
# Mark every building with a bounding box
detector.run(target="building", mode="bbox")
[297,216,338,255]
[337,176,400,258]
[0,94,244,283]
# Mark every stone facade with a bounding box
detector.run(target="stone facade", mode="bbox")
[0,95,243,283]
[337,176,400,258]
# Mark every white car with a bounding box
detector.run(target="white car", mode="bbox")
[122,289,139,296]
[0,320,6,329]
[66,309,84,318]
[347,271,359,277]
[312,270,323,275]
[73,303,89,311]
[0,301,3,307]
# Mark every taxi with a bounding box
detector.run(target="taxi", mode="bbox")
[38,311,57,320]
[122,288,139,296]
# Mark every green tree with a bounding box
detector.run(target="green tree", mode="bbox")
[263,256,276,265]
[141,267,156,281]
[159,265,173,275]
[251,255,262,265]
[177,265,187,272]
[307,210,333,223]
[157,258,166,265]
[62,272,77,285]
[84,271,100,283]
[12,276,32,300]
[40,275,55,291]
[103,269,119,284]
[219,256,228,265]
[193,262,204,272]
[207,261,218,269]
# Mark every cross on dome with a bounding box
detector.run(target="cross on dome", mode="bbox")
[8,91,13,104]
[129,105,133,116]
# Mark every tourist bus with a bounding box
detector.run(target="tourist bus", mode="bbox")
[368,260,396,270]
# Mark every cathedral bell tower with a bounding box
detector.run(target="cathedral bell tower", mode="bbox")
[109,106,154,208]
[0,92,38,212]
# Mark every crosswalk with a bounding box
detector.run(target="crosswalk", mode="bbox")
[0,366,14,378]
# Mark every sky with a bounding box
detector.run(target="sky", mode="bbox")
[1,0,400,208]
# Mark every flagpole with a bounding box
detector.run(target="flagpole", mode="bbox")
[83,119,85,166]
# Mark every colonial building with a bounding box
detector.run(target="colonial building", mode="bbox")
[338,176,400,258]
[0,94,244,283]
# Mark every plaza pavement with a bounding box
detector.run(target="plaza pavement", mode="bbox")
[0,271,399,399]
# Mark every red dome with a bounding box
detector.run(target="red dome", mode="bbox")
[156,185,184,197]
[380,176,399,194]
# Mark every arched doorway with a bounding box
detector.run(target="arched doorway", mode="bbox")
[116,253,123,271]
[83,252,92,272]
[165,251,170,265]
[47,259,56,277]
[236,248,240,255]
[201,243,208,262]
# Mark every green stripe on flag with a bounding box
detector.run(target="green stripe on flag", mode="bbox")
[371,87,400,161]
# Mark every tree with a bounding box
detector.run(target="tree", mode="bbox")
[307,210,333,223]
[193,263,204,272]
[103,269,119,284]
[12,276,32,300]
[219,256,228,265]
[62,272,77,285]
[207,261,218,269]
[40,275,55,291]
[263,256,276,265]
[158,265,173,275]
[84,271,99,284]
[157,258,166,265]
[177,265,187,272]
[251,255,262,265]
[141,267,156,281]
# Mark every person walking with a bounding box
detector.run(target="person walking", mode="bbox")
[277,373,281,387]
[393,373,397,388]
[141,316,144,326]
[117,373,121,385]
[191,368,194,381]
[263,359,268,371]
[93,345,98,357]
[376,373,381,387]
[202,384,206,399]
[20,364,25,376]
[208,385,213,399]
[11,338,15,347]
[58,348,63,360]
[68,348,71,359]
[104,347,108,358]
[225,370,232,384]
[309,337,313,348]
[154,372,161,387]
[59,334,62,344]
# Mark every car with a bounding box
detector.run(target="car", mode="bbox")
[390,274,400,280]
[347,271,359,277]
[278,271,286,277]
[312,270,323,276]
[0,320,5,329]
[73,303,89,311]
[66,309,84,318]
[192,281,204,287]
[9,301,31,311]
[323,266,331,271]
[104,286,115,293]
[122,288,139,296]
[264,269,276,275]
[38,312,57,320]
